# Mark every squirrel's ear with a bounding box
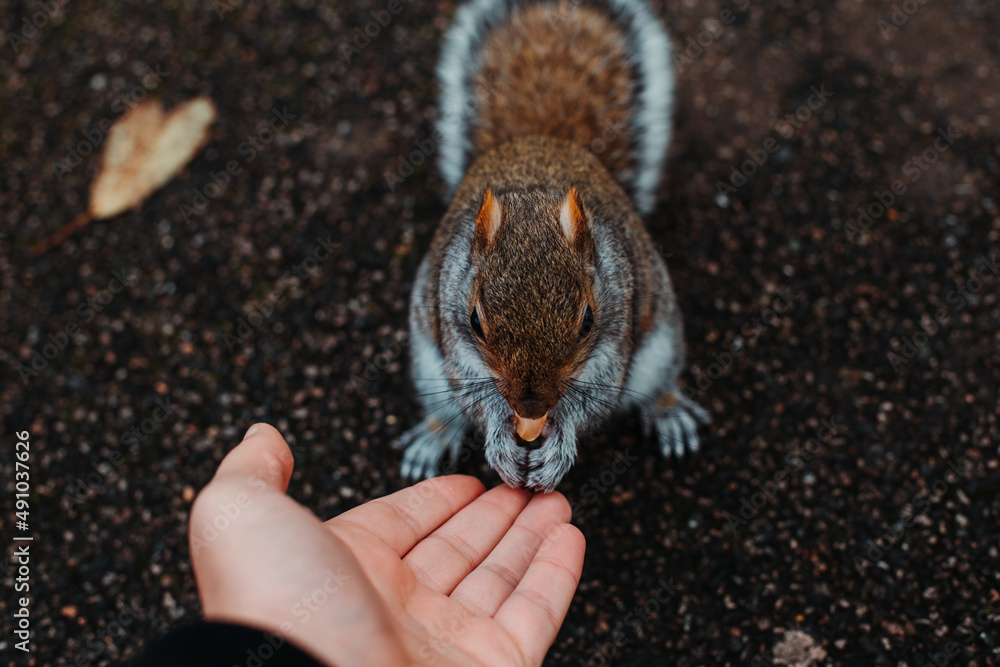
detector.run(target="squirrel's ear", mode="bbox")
[474,187,501,253]
[559,186,594,256]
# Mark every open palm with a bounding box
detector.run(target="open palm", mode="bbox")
[190,424,585,667]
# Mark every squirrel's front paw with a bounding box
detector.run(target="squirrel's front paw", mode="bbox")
[522,439,576,493]
[394,417,462,481]
[644,391,710,458]
[483,436,527,489]
[485,427,576,493]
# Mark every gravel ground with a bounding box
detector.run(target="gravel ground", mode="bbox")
[1,0,999,665]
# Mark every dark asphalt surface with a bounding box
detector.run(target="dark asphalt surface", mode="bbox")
[1,0,999,665]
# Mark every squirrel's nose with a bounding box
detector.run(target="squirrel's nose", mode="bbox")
[514,397,550,420]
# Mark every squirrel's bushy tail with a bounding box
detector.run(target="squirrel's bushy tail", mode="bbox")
[437,0,674,215]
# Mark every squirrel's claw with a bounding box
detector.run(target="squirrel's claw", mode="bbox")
[395,417,464,482]
[400,437,444,481]
[522,446,576,493]
[647,392,710,459]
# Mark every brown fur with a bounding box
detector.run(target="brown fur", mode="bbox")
[473,186,592,418]
[472,2,636,180]
[425,136,677,412]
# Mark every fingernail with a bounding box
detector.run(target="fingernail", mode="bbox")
[244,424,260,440]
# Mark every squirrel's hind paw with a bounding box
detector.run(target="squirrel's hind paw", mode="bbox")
[394,418,458,481]
[645,392,710,459]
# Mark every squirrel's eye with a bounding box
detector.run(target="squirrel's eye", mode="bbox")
[470,307,485,340]
[579,305,594,340]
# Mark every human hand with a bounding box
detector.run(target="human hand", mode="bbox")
[189,424,586,666]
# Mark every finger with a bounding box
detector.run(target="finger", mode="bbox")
[403,485,531,594]
[189,424,298,565]
[332,475,486,558]
[449,491,571,616]
[209,423,295,493]
[494,521,585,665]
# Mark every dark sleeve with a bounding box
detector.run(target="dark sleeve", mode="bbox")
[127,620,328,667]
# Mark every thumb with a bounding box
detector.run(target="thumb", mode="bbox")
[211,423,296,493]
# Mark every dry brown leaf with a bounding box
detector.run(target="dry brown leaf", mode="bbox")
[90,97,216,218]
[31,96,217,254]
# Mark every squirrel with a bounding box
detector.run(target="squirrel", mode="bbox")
[394,0,709,492]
